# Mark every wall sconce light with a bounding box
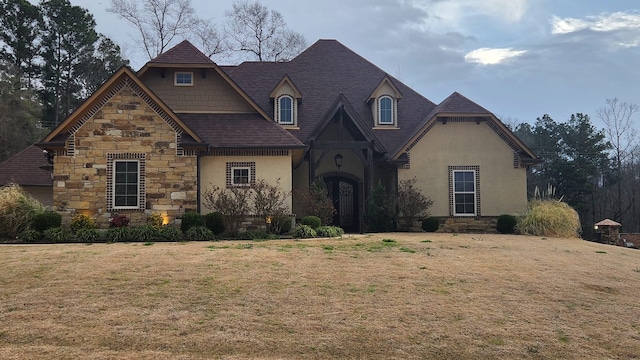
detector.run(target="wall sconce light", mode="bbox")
[334,153,343,169]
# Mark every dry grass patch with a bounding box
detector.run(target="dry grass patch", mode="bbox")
[2,233,640,359]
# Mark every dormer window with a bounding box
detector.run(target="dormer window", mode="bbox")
[377,95,395,125]
[276,95,295,125]
[174,72,193,86]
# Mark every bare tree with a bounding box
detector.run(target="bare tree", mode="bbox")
[596,97,639,221]
[224,0,306,62]
[107,0,222,60]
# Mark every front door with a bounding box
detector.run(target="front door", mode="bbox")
[324,176,359,233]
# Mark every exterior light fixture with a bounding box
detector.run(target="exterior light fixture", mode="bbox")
[334,153,343,169]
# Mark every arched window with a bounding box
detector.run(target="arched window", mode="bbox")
[277,95,294,125]
[378,96,393,125]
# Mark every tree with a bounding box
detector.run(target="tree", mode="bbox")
[396,178,434,231]
[76,35,129,97]
[40,0,99,126]
[596,97,639,221]
[0,71,45,162]
[108,0,223,60]
[224,0,306,62]
[0,0,42,89]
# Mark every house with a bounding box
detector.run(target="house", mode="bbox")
[0,144,54,207]
[29,39,538,232]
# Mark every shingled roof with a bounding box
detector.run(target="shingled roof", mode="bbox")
[0,145,52,186]
[147,40,214,65]
[224,39,438,157]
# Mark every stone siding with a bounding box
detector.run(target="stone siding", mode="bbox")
[437,217,498,233]
[53,84,197,227]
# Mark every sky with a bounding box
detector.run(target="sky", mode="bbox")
[66,0,640,127]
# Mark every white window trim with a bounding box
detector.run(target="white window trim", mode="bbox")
[452,169,477,216]
[276,94,295,125]
[231,166,251,186]
[174,72,194,86]
[113,160,141,210]
[378,95,395,125]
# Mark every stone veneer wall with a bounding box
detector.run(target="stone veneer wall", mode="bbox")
[436,217,498,233]
[53,84,197,227]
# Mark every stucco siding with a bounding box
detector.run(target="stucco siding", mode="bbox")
[140,68,255,113]
[398,121,528,217]
[199,155,293,214]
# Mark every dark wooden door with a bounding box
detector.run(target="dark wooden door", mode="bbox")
[325,177,359,232]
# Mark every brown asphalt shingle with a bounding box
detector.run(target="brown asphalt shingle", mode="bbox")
[148,40,214,64]
[0,145,52,186]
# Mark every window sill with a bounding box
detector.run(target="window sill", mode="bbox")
[280,125,300,130]
[372,125,399,130]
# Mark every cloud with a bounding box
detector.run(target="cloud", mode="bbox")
[464,48,527,65]
[551,11,640,34]
[423,0,530,30]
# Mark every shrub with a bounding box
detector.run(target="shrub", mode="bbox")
[185,226,214,241]
[146,213,163,229]
[0,184,46,239]
[422,217,440,232]
[130,225,159,242]
[69,214,98,234]
[364,181,395,232]
[159,226,182,242]
[204,212,226,235]
[316,226,344,238]
[180,212,204,233]
[397,178,434,231]
[109,214,130,228]
[105,227,128,243]
[18,229,42,243]
[293,179,335,226]
[252,179,290,233]
[294,224,317,239]
[43,227,70,243]
[302,215,321,229]
[271,215,292,235]
[516,200,581,238]
[202,185,252,234]
[76,228,100,243]
[31,211,62,232]
[496,214,518,234]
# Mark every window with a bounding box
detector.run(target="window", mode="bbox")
[450,167,479,216]
[226,162,255,187]
[174,72,193,86]
[114,161,139,208]
[107,154,145,211]
[276,95,294,125]
[378,96,394,125]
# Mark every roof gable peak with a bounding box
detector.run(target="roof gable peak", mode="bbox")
[269,74,302,99]
[367,75,403,102]
[148,40,214,65]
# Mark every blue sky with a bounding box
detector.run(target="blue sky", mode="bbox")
[70,0,640,127]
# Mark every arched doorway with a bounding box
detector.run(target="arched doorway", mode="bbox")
[322,173,362,233]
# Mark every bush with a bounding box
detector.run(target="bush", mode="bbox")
[397,178,434,231]
[496,214,518,234]
[69,214,98,234]
[105,227,128,243]
[109,214,130,228]
[180,212,204,233]
[294,224,317,239]
[204,212,226,235]
[293,179,335,226]
[159,226,182,242]
[516,200,581,238]
[31,211,62,232]
[301,215,321,229]
[43,227,70,243]
[76,228,100,243]
[364,181,395,232]
[237,230,277,240]
[0,184,46,239]
[422,217,440,232]
[147,213,163,229]
[252,179,291,232]
[185,226,213,241]
[270,215,292,235]
[18,229,42,243]
[316,226,344,238]
[202,185,252,235]
[130,225,159,242]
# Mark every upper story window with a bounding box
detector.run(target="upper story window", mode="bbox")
[276,95,295,125]
[378,96,394,125]
[174,72,193,86]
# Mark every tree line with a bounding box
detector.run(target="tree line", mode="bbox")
[512,98,640,238]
